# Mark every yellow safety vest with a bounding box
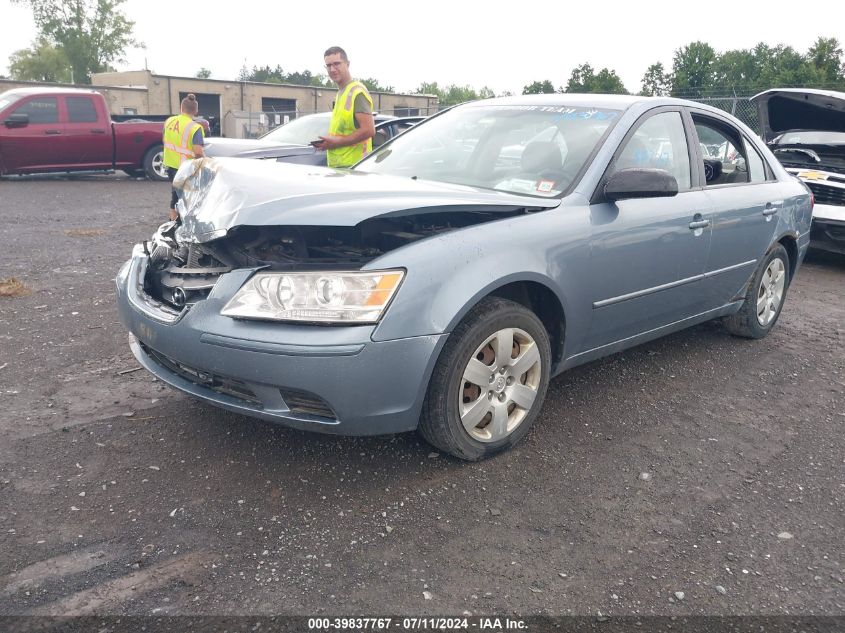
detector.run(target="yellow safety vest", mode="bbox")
[327,80,374,168]
[163,114,203,169]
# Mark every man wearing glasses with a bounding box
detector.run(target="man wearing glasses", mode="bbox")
[314,46,375,167]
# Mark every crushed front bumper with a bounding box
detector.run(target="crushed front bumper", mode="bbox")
[115,245,447,435]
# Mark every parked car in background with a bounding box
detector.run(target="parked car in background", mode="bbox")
[0,87,166,180]
[117,94,812,460]
[752,88,845,254]
[204,112,424,164]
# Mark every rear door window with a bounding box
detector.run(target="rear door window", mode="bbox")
[66,96,99,123]
[742,138,769,183]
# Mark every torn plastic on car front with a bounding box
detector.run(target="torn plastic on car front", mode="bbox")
[142,156,555,311]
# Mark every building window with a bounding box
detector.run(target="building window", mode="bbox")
[394,106,419,117]
[261,98,297,115]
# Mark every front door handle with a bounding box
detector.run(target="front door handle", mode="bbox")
[689,219,711,229]
[45,129,62,135]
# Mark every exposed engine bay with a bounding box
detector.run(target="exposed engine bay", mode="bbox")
[143,210,520,309]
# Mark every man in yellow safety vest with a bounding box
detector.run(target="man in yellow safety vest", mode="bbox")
[313,46,375,168]
[163,93,205,220]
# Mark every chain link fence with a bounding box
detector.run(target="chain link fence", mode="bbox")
[688,97,759,133]
[224,98,764,139]
[224,106,435,139]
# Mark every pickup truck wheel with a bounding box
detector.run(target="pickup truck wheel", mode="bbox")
[419,297,551,461]
[143,145,168,181]
[722,243,790,339]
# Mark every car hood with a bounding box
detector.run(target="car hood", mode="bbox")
[172,157,560,243]
[751,89,845,142]
[203,137,311,158]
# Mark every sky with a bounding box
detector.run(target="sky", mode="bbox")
[1,0,844,95]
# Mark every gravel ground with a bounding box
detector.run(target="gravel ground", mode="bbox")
[0,174,843,618]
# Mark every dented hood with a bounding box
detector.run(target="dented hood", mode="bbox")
[173,157,560,243]
[752,88,845,142]
[202,136,311,158]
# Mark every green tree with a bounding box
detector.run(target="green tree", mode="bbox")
[195,67,212,79]
[807,36,845,85]
[563,63,595,93]
[9,37,71,82]
[711,48,758,93]
[286,69,332,87]
[12,0,140,83]
[671,41,716,97]
[522,80,555,95]
[360,77,395,92]
[239,64,285,83]
[755,43,819,88]
[237,65,334,87]
[564,63,627,94]
[414,81,487,106]
[640,62,671,96]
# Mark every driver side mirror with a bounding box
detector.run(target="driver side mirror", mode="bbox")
[4,113,29,128]
[605,168,678,201]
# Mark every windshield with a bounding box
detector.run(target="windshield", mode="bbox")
[261,115,331,145]
[355,103,620,197]
[774,130,845,146]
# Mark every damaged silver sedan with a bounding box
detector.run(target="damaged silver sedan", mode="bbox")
[116,95,812,460]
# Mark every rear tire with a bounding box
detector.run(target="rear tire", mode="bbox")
[723,243,790,339]
[419,297,551,461]
[142,145,168,181]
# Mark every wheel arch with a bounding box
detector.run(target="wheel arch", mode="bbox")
[443,275,568,369]
[777,233,799,281]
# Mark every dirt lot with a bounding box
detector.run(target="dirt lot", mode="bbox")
[0,174,843,619]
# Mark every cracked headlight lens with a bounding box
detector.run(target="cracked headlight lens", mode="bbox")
[220,270,405,324]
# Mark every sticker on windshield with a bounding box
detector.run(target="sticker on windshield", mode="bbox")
[536,180,555,193]
[483,105,619,120]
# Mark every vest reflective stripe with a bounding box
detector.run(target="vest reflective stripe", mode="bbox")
[162,114,202,169]
[327,80,374,168]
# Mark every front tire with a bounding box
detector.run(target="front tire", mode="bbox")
[142,145,168,181]
[723,243,790,339]
[420,297,551,461]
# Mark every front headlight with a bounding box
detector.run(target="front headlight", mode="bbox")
[220,270,405,324]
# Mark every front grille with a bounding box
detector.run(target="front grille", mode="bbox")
[140,342,262,407]
[279,387,336,419]
[806,182,845,207]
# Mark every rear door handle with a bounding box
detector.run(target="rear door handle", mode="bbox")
[45,129,62,135]
[689,219,711,229]
[763,201,781,217]
[90,128,106,134]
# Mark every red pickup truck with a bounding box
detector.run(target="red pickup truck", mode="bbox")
[0,87,169,181]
